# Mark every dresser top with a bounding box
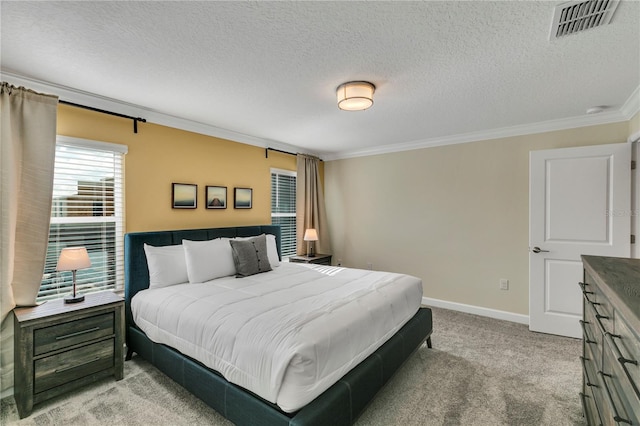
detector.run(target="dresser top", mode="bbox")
[582,255,640,327]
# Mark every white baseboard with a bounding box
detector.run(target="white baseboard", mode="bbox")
[422,297,529,325]
[1,387,14,399]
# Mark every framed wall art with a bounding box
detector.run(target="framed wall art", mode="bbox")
[206,186,227,209]
[234,187,252,209]
[172,183,197,209]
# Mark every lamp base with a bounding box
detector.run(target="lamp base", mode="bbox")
[64,293,85,304]
[306,241,316,257]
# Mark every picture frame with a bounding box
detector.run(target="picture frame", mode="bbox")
[234,187,252,209]
[206,185,227,209]
[172,183,197,209]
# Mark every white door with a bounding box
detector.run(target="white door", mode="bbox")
[529,143,631,338]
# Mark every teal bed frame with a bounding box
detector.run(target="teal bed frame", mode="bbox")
[124,225,432,426]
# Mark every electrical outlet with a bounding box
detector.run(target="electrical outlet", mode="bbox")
[367,262,373,270]
[500,279,509,290]
[337,259,342,266]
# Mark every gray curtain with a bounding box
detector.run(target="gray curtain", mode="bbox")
[296,154,330,256]
[1,83,58,393]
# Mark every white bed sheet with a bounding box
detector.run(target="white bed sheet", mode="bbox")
[131,263,422,412]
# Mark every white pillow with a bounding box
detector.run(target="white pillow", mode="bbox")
[235,234,280,267]
[266,234,280,267]
[183,238,236,283]
[144,243,188,288]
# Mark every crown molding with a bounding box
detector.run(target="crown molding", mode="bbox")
[0,70,306,157]
[621,85,640,120]
[325,86,640,161]
[4,70,637,163]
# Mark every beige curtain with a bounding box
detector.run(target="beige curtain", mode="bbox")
[296,154,330,256]
[1,83,58,393]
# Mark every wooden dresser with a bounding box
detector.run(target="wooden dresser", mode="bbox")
[580,256,640,425]
[13,291,124,418]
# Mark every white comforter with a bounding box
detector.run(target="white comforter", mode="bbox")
[131,263,422,412]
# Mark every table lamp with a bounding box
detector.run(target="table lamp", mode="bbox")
[303,228,318,257]
[56,247,91,303]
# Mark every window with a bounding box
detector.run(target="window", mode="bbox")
[271,168,296,257]
[38,136,127,302]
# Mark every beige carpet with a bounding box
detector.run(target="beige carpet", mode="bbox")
[1,307,585,426]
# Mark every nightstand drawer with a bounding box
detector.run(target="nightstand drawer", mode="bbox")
[34,312,114,355]
[34,339,114,394]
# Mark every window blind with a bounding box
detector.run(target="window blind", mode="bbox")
[38,138,126,301]
[271,169,297,257]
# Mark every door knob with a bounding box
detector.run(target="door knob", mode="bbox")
[532,247,550,253]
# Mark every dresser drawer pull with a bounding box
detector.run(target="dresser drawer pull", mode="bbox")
[588,302,611,333]
[55,357,102,374]
[55,326,101,341]
[579,282,594,294]
[599,371,633,425]
[606,332,639,366]
[594,313,610,332]
[580,321,597,344]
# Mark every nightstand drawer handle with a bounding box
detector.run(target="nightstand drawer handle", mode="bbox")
[55,326,100,341]
[55,357,101,373]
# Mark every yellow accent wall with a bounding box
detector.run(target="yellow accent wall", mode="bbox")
[57,104,296,233]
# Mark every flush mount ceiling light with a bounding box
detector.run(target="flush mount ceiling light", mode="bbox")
[336,81,375,111]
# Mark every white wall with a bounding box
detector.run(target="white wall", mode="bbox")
[325,121,630,317]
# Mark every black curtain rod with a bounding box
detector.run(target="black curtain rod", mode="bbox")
[266,147,295,158]
[265,147,323,161]
[59,100,146,133]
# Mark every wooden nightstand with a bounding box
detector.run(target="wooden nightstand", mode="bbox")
[13,291,124,418]
[289,254,332,265]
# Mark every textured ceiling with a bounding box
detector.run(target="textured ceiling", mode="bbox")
[1,1,639,159]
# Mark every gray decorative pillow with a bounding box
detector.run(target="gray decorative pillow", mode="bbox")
[229,234,272,277]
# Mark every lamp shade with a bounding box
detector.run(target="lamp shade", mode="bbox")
[56,247,91,271]
[336,81,375,111]
[303,228,319,242]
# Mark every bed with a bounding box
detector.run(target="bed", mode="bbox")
[124,225,432,426]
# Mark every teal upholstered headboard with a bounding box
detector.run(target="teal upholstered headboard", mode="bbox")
[124,225,281,328]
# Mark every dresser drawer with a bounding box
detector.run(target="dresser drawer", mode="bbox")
[600,338,639,426]
[582,354,599,387]
[34,339,114,394]
[581,384,603,426]
[585,295,613,336]
[34,312,114,355]
[591,283,614,322]
[583,302,603,370]
[613,314,640,400]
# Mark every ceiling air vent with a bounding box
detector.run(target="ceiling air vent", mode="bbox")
[549,0,619,39]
